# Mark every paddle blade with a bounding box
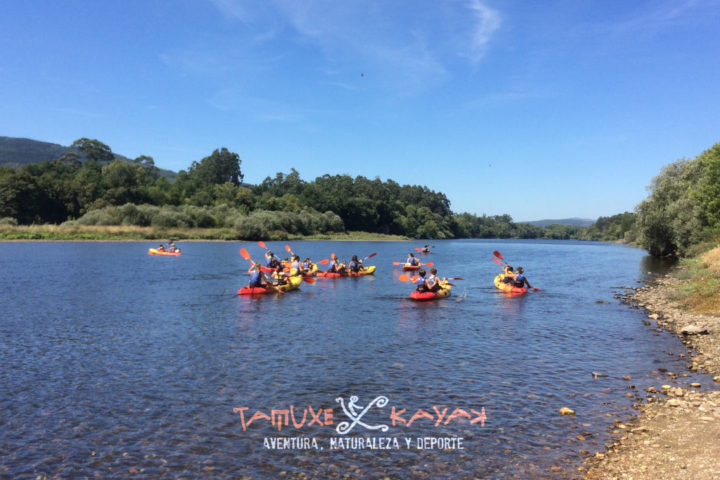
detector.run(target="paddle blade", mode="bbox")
[532,287,542,292]
[492,257,503,265]
[331,253,336,259]
[411,276,419,283]
[398,274,410,282]
[414,247,422,252]
[423,262,434,267]
[392,261,404,265]
[258,241,267,249]
[366,252,377,259]
[449,277,464,280]
[493,250,503,260]
[240,248,251,261]
[303,276,316,284]
[285,244,293,253]
[317,258,330,265]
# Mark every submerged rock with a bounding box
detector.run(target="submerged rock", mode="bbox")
[559,407,576,416]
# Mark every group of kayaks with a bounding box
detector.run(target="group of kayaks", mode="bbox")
[149,244,535,300]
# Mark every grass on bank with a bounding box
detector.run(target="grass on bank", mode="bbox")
[671,245,720,314]
[0,224,409,242]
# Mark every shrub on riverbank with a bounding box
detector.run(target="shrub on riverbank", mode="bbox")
[64,203,345,239]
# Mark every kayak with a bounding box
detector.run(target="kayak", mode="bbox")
[238,275,302,295]
[409,281,452,301]
[317,266,376,278]
[148,248,181,256]
[494,274,527,295]
[402,264,421,271]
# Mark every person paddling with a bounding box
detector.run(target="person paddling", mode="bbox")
[426,267,444,292]
[270,265,288,286]
[415,268,428,292]
[265,251,280,269]
[512,267,533,289]
[406,253,419,266]
[421,245,430,254]
[302,257,316,275]
[289,255,302,276]
[501,265,516,284]
[349,255,363,274]
[248,263,268,288]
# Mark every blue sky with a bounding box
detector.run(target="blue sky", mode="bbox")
[1,0,719,221]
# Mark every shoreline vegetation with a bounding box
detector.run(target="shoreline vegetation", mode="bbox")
[585,247,720,479]
[0,225,410,242]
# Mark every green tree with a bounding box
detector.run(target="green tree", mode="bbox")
[71,138,115,164]
[188,148,243,186]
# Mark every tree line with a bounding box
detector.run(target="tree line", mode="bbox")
[4,136,715,252]
[0,137,591,240]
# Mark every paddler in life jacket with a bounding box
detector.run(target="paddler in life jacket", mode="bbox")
[167,240,177,252]
[289,255,301,276]
[270,265,288,286]
[513,267,533,289]
[327,256,339,273]
[336,260,348,275]
[426,267,444,292]
[265,251,281,269]
[302,257,316,275]
[349,255,363,273]
[421,245,430,253]
[415,268,428,292]
[157,244,166,252]
[406,253,419,266]
[248,263,268,288]
[501,265,516,284]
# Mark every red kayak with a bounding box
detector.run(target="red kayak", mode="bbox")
[402,264,420,271]
[409,282,452,301]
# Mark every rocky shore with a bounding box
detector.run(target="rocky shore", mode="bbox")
[584,275,720,479]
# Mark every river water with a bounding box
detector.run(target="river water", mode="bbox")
[0,240,711,479]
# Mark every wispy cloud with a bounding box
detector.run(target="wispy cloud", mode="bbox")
[466,0,502,62]
[591,0,720,37]
[207,0,502,86]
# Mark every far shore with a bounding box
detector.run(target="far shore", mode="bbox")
[0,225,410,242]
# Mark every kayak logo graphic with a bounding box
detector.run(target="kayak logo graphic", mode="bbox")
[335,395,389,434]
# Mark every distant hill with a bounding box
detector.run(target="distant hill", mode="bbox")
[522,218,594,227]
[0,136,176,179]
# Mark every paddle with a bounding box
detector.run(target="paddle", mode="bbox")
[393,261,433,267]
[240,248,252,263]
[258,241,267,249]
[493,250,541,292]
[364,252,377,260]
[302,276,316,284]
[398,274,420,282]
[285,244,293,255]
[317,259,330,265]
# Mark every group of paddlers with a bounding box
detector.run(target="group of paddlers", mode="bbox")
[156,240,181,253]
[247,250,367,288]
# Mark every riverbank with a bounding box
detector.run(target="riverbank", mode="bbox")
[584,251,720,479]
[0,224,410,242]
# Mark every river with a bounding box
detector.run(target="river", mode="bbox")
[0,239,711,478]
